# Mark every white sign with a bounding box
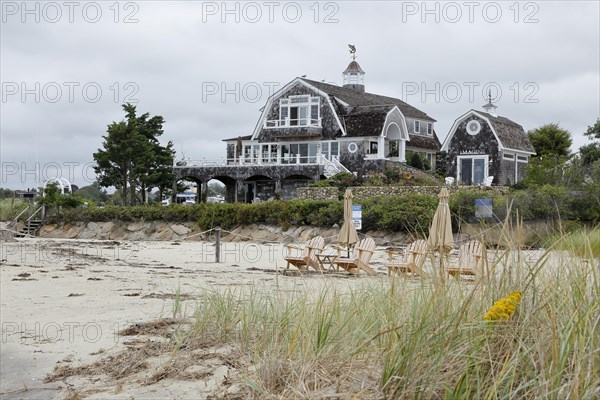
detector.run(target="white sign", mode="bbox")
[352,205,362,230]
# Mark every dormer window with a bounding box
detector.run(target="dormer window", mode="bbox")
[414,120,420,134]
[427,123,433,136]
[268,95,320,128]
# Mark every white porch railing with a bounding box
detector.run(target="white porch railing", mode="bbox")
[264,117,322,128]
[174,154,339,168]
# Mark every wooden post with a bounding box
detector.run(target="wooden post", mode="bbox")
[215,227,221,263]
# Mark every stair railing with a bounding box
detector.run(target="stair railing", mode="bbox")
[26,205,44,225]
[7,205,30,229]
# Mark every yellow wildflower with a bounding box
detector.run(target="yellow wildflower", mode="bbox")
[483,291,522,321]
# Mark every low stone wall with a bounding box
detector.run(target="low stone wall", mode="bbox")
[296,187,338,201]
[297,185,510,200]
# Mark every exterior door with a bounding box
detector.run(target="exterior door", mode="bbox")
[458,155,488,185]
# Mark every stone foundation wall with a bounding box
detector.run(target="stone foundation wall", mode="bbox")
[296,187,338,201]
[297,185,509,200]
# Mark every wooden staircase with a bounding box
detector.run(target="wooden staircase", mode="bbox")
[14,219,43,238]
[8,205,44,238]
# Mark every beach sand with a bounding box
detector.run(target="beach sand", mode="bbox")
[1,238,399,399]
[1,237,551,399]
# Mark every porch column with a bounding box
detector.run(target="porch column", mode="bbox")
[200,182,207,203]
[399,140,406,163]
[236,180,244,203]
[378,136,385,159]
[275,180,282,199]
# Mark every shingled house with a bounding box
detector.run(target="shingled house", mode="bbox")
[441,99,535,186]
[175,57,441,203]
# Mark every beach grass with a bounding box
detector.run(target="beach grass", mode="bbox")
[175,230,599,399]
[0,198,29,222]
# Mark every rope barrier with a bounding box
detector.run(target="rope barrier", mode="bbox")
[219,229,284,245]
[172,228,216,242]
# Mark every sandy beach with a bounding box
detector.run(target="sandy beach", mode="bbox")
[1,237,405,399]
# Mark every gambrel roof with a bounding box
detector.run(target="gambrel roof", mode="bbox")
[300,78,436,122]
[442,110,536,154]
[251,77,440,152]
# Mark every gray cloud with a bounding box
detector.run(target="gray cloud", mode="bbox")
[1,0,599,189]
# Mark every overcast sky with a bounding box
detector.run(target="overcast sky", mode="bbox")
[1,0,599,189]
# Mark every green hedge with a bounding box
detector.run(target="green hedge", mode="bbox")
[47,186,599,233]
[47,195,438,233]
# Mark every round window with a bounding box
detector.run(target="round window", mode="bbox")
[466,120,481,136]
[347,142,358,153]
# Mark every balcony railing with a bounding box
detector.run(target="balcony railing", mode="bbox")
[264,117,322,128]
[174,154,336,168]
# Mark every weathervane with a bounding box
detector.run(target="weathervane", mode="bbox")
[348,44,356,60]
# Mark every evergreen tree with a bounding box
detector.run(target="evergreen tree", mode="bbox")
[93,104,174,206]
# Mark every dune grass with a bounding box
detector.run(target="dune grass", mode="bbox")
[172,230,599,399]
[0,198,29,221]
[552,227,600,260]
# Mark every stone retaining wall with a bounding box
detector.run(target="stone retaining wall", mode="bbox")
[297,185,509,200]
[296,187,338,201]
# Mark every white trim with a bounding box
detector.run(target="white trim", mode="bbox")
[427,122,433,136]
[414,120,420,134]
[441,110,536,155]
[516,155,529,163]
[250,78,346,140]
[503,152,515,160]
[381,106,410,141]
[457,154,489,185]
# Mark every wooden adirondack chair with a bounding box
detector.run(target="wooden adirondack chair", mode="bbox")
[333,237,377,275]
[446,240,485,279]
[284,236,325,271]
[386,239,429,277]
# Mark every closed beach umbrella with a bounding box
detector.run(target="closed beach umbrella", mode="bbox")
[337,188,359,250]
[427,187,454,252]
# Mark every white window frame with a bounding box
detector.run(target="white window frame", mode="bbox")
[457,155,489,185]
[427,122,433,136]
[278,95,320,127]
[517,155,528,163]
[414,120,420,134]
[503,152,515,160]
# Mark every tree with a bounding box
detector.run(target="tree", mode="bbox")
[435,151,447,176]
[0,188,15,199]
[407,151,422,170]
[75,182,109,204]
[93,104,174,206]
[584,118,600,140]
[580,118,600,167]
[37,183,83,211]
[524,123,573,187]
[528,123,573,158]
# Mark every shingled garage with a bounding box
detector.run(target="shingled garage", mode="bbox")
[442,101,536,186]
